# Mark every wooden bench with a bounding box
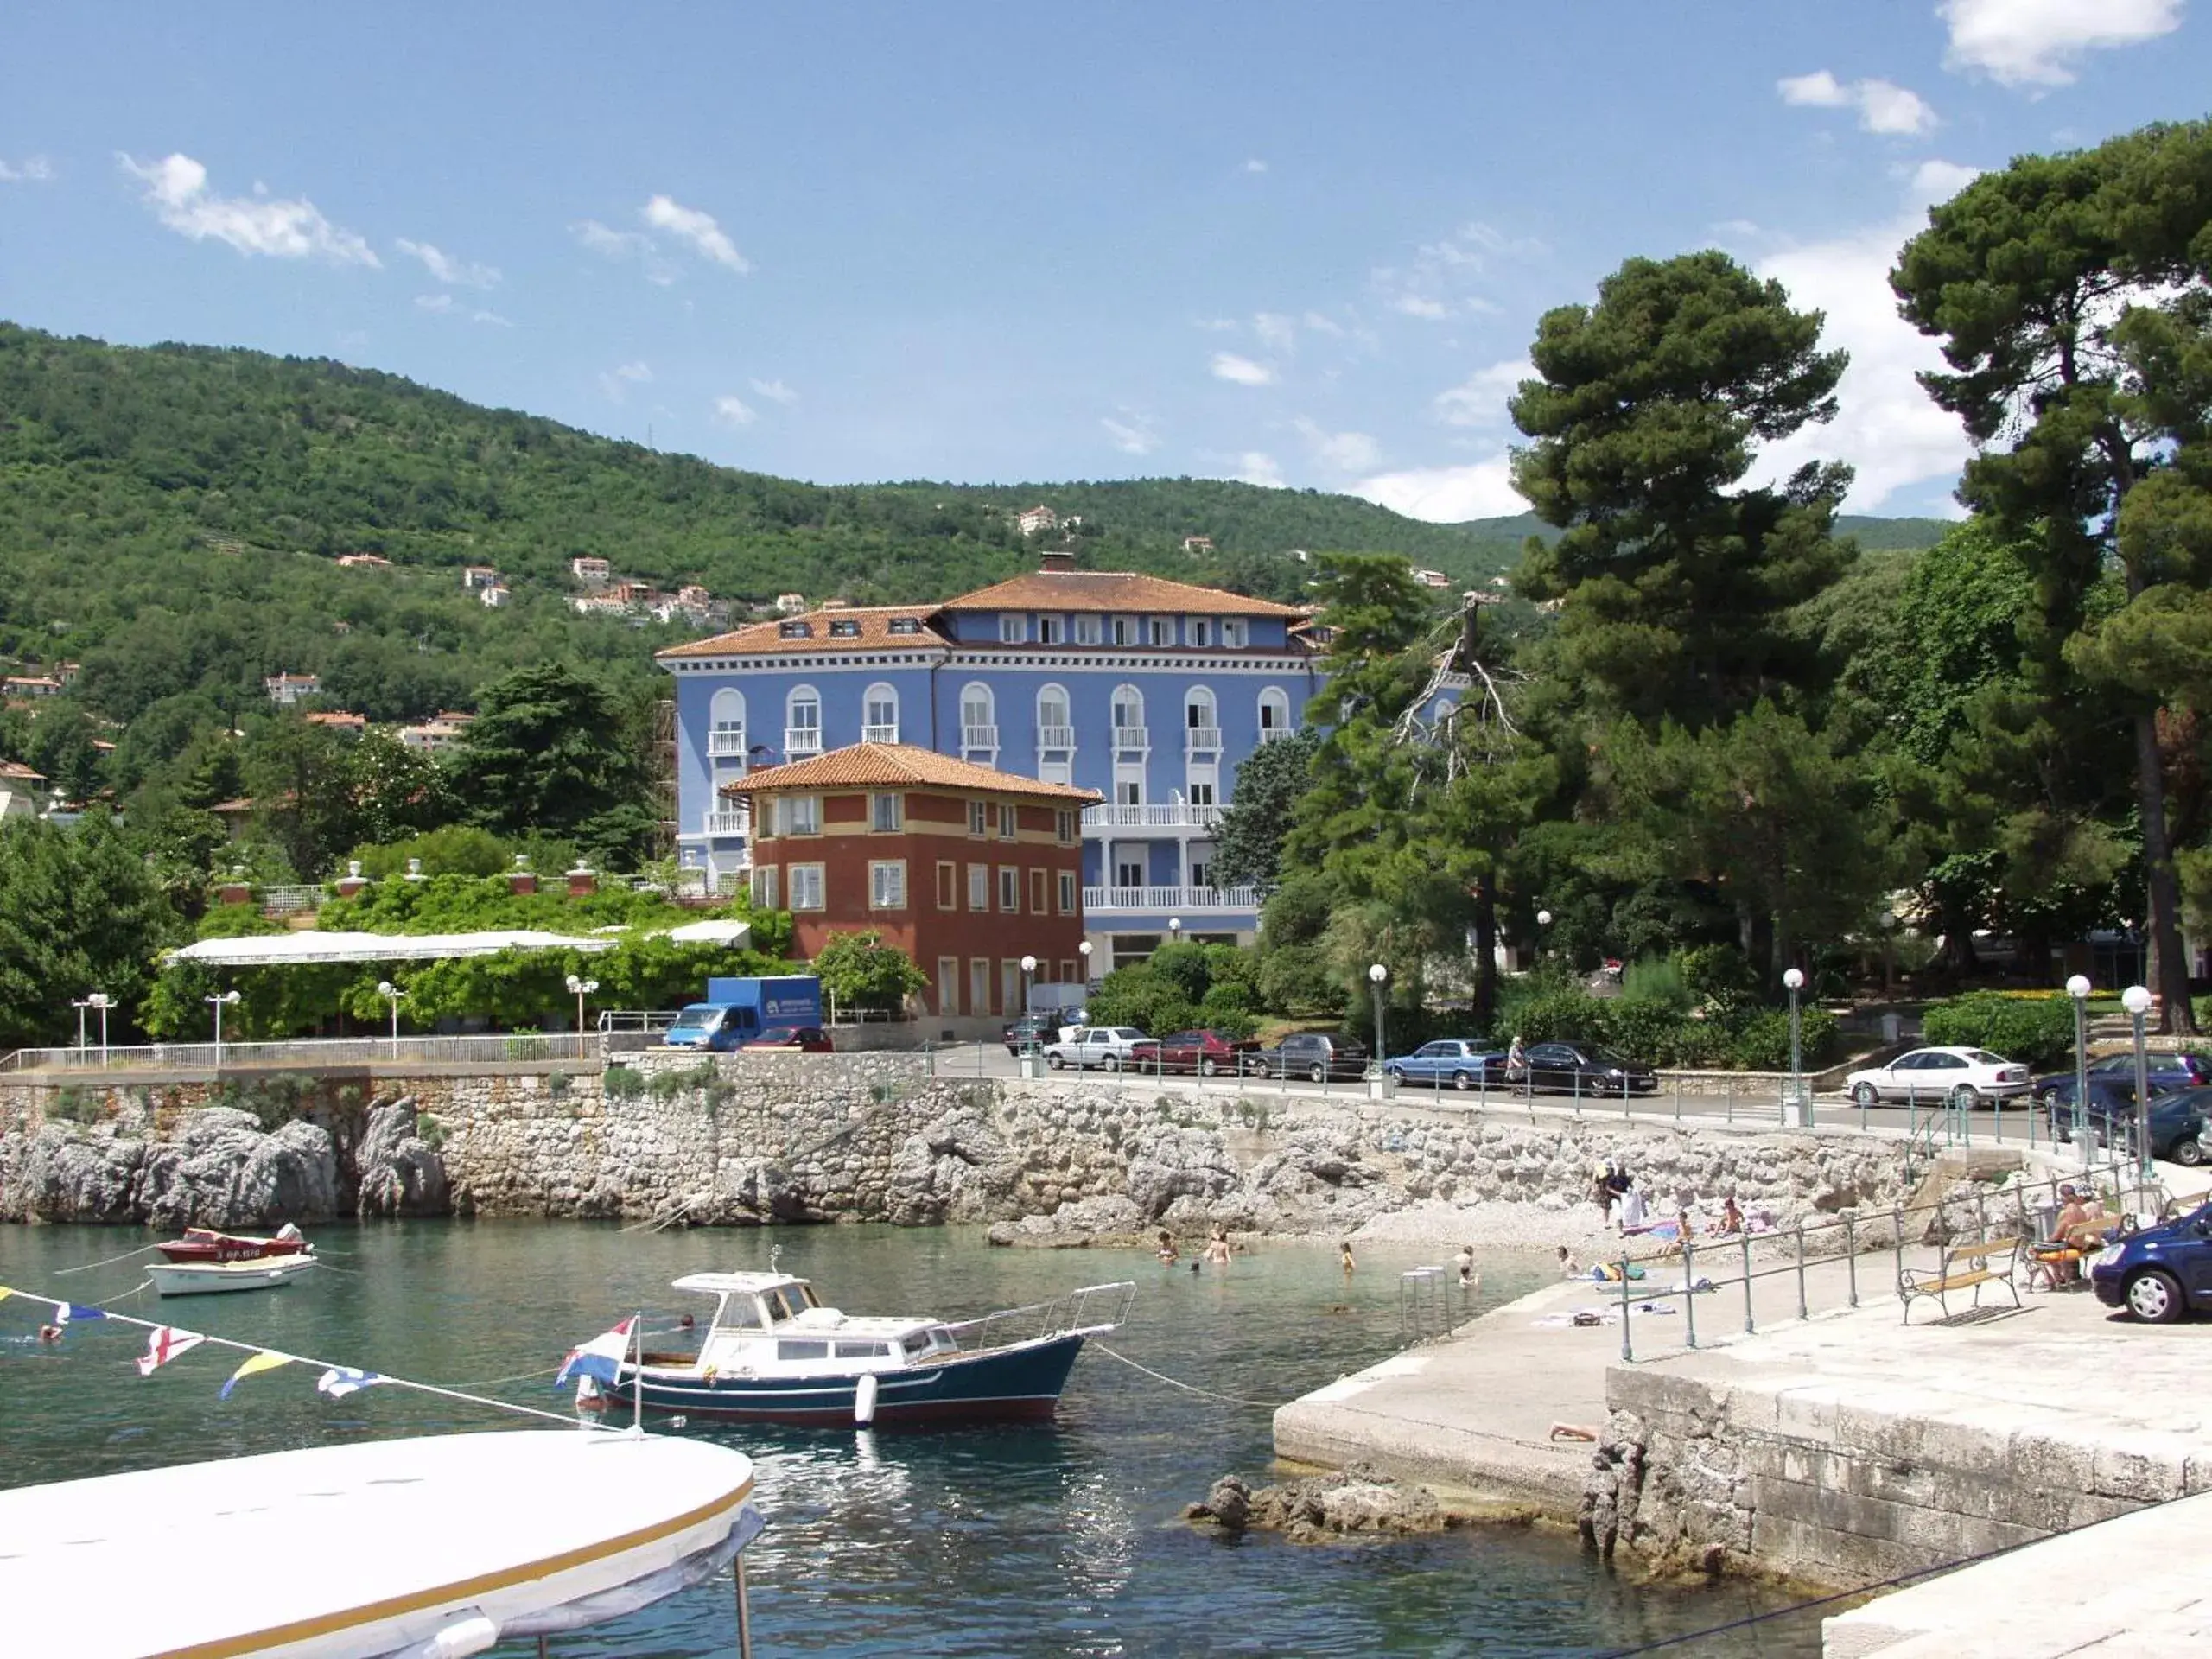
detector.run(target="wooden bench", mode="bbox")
[1899,1236,2022,1325]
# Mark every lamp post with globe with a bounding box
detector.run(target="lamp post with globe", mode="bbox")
[1783,967,1806,1124]
[2066,976,2093,1174]
[1369,963,1389,1084]
[376,980,405,1060]
[566,975,600,1063]
[2123,984,2155,1184]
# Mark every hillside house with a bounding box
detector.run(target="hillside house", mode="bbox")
[3,675,60,699]
[303,711,367,738]
[461,565,500,590]
[334,554,392,569]
[264,671,321,706]
[480,583,511,608]
[1180,536,1215,556]
[1412,569,1452,589]
[773,593,807,616]
[1017,506,1059,537]
[0,761,47,821]
[397,711,474,753]
[570,556,613,586]
[571,593,631,618]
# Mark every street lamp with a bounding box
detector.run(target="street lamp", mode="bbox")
[376,980,405,1059]
[1369,963,1389,1077]
[1167,917,1182,947]
[1535,909,1552,969]
[1077,939,1093,981]
[88,992,111,1068]
[2123,983,2155,1183]
[1878,909,1897,998]
[2066,975,2093,1174]
[565,975,600,1063]
[1782,968,1806,1123]
[71,996,94,1052]
[206,989,240,1068]
[1020,955,1036,1018]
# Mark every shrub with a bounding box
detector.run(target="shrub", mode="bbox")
[1196,984,1259,1041]
[1677,944,1759,1014]
[1089,966,1197,1035]
[1920,992,2075,1070]
[1603,997,1694,1066]
[414,1112,447,1151]
[1726,1007,1839,1071]
[1509,988,1612,1045]
[47,1087,101,1126]
[545,1069,571,1098]
[603,1064,644,1100]
[1257,944,1346,1018]
[1619,957,1692,1012]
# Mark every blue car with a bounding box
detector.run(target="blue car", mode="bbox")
[2088,1201,2212,1322]
[1385,1039,1504,1090]
[2036,1052,2212,1103]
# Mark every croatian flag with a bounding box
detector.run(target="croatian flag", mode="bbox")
[556,1317,637,1388]
[54,1303,106,1326]
[315,1367,387,1400]
[136,1326,205,1376]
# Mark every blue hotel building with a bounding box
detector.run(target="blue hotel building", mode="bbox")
[659,553,1324,970]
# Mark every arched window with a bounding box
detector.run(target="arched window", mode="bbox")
[709,687,747,763]
[1185,686,1217,729]
[1257,687,1292,738]
[960,683,995,754]
[1110,684,1145,746]
[785,685,822,755]
[862,682,899,744]
[1037,684,1072,747]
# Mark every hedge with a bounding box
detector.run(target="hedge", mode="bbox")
[1507,989,1835,1071]
[1918,992,2075,1071]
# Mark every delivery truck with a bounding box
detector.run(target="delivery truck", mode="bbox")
[663,976,824,1052]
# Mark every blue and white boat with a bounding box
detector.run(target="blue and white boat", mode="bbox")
[571,1271,1135,1428]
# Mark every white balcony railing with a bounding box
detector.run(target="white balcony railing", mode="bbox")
[962,724,999,751]
[705,810,749,836]
[1081,804,1224,833]
[1257,723,1295,742]
[784,726,823,756]
[1183,725,1223,753]
[1110,724,1148,751]
[708,729,748,758]
[1082,884,1258,913]
[1037,725,1076,751]
[862,723,900,745]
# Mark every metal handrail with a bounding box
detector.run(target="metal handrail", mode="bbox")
[938,1281,1136,1352]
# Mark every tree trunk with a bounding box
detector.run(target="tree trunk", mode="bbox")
[1472,884,1499,1033]
[2136,710,2197,1033]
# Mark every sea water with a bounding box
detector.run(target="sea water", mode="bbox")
[0,1223,1821,1656]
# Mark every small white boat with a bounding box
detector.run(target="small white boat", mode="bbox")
[148,1255,319,1297]
[0,1428,764,1657]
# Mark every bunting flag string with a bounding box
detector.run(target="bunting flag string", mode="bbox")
[0,1283,598,1431]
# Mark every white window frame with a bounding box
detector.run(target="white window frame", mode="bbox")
[960,682,995,756]
[998,865,1020,912]
[788,864,825,910]
[1073,613,1102,645]
[1148,617,1173,646]
[1189,619,1211,647]
[871,791,903,833]
[968,863,989,911]
[999,614,1026,644]
[968,798,988,836]
[869,860,907,910]
[1111,684,1144,746]
[1058,870,1077,912]
[1222,619,1249,648]
[752,866,779,909]
[862,682,899,744]
[997,802,1018,840]
[1036,614,1064,645]
[1257,687,1292,734]
[785,685,822,752]
[788,794,822,836]
[709,687,747,765]
[1111,615,1135,645]
[1185,686,1217,730]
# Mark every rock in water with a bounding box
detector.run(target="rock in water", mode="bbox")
[354,1097,452,1218]
[1186,1465,1448,1541]
[1204,1474,1252,1534]
[0,1125,146,1223]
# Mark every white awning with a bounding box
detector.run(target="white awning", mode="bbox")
[664,918,753,946]
[168,929,621,967]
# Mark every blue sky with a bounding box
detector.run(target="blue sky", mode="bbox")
[0,3,2201,520]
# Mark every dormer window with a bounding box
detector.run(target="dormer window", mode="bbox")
[1074,614,1101,645]
[888,617,922,635]
[1189,619,1211,647]
[1222,619,1249,647]
[1037,615,1065,645]
[1148,617,1173,646]
[829,618,861,638]
[1111,616,1135,645]
[999,614,1026,644]
[779,620,812,639]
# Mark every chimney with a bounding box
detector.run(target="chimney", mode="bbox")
[1039,547,1077,574]
[216,876,253,907]
[334,859,370,900]
[508,853,537,896]
[567,863,597,897]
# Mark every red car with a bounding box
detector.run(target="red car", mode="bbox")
[1153,1029,1258,1077]
[740,1026,834,1052]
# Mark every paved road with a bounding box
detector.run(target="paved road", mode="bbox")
[912,1042,2075,1146]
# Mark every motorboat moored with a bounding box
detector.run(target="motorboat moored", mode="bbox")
[567,1271,1135,1428]
[148,1255,319,1297]
[156,1222,311,1264]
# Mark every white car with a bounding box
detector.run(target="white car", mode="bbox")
[1043,1027,1159,1071]
[1844,1046,2031,1109]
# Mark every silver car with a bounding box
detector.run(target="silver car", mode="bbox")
[1043,1027,1159,1071]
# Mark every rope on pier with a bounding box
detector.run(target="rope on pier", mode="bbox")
[1090,1341,1283,1410]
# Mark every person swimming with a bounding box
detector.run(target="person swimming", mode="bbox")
[1339,1240,1356,1274]
[1156,1230,1179,1264]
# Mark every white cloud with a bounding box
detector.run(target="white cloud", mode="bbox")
[1252,312,1298,353]
[1434,359,1534,429]
[396,238,499,289]
[118,152,378,265]
[1909,158,1984,203]
[414,293,455,313]
[599,360,653,402]
[1777,70,1938,135]
[1373,219,1548,323]
[748,377,798,405]
[470,308,512,327]
[0,156,53,182]
[1354,456,1526,522]
[1243,158,1268,174]
[642,194,751,273]
[1101,410,1160,455]
[1392,294,1452,321]
[1300,311,1346,337]
[417,292,512,327]
[713,394,758,426]
[1940,0,2182,86]
[572,219,676,284]
[1230,451,1286,488]
[1294,418,1381,473]
[1748,186,1975,512]
[1211,352,1276,387]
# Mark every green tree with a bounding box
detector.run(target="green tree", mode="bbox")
[0,819,175,1049]
[451,663,648,854]
[1510,250,1853,728]
[809,930,926,1014]
[1892,118,2212,1028]
[1212,726,1319,893]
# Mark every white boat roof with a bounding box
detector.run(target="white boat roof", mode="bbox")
[673,1270,811,1295]
[0,1429,757,1658]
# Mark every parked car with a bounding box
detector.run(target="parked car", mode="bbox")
[738,1026,832,1053]
[1043,1027,1160,1071]
[1153,1029,1258,1076]
[1242,1032,1369,1083]
[1520,1041,1657,1097]
[2089,1202,2212,1322]
[1002,1014,1065,1054]
[2065,1087,2212,1166]
[1385,1039,1505,1090]
[2035,1052,2212,1104]
[2043,1071,2171,1127]
[1843,1047,2031,1109]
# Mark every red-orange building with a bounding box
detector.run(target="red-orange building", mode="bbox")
[721,743,1100,1019]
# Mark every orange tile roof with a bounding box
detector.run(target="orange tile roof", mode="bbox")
[719,743,1101,803]
[659,605,948,660]
[0,760,46,782]
[936,569,1306,618]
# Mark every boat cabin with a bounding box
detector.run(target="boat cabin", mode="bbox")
[666,1272,960,1377]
